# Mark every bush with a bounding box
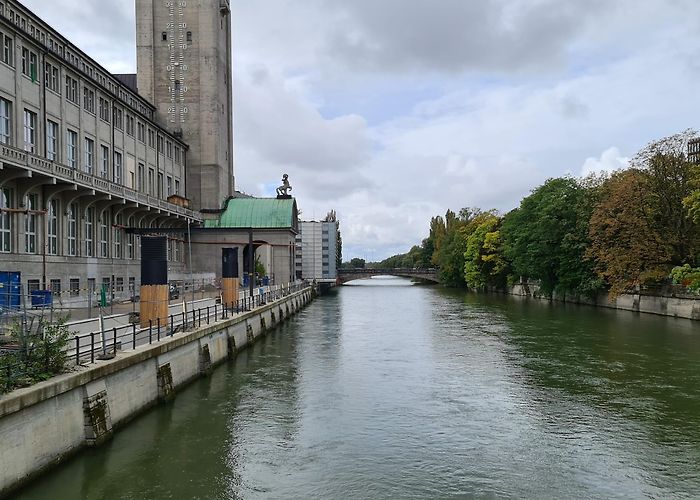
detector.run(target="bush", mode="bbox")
[0,318,73,393]
[670,264,700,293]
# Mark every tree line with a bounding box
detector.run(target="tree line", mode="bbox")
[369,130,700,297]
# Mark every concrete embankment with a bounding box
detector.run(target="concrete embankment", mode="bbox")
[0,287,314,497]
[509,283,700,320]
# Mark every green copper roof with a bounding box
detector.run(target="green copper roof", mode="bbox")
[204,198,297,229]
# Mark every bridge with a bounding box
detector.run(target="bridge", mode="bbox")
[337,268,440,285]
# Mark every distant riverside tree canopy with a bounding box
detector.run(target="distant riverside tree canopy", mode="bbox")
[377,130,700,297]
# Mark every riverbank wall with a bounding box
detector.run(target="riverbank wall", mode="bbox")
[509,283,700,320]
[0,287,314,497]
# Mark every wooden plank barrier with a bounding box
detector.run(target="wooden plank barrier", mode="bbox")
[222,278,239,307]
[140,284,169,329]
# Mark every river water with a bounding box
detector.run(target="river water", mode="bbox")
[14,277,700,499]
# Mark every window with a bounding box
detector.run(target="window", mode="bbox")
[115,277,123,292]
[98,97,110,122]
[137,121,145,142]
[83,137,94,174]
[83,87,94,113]
[47,199,58,255]
[167,176,172,196]
[66,130,77,168]
[113,106,123,130]
[126,114,134,136]
[113,151,122,184]
[65,75,78,104]
[162,32,167,41]
[114,213,122,258]
[127,216,135,259]
[67,203,77,256]
[0,97,11,145]
[24,193,37,253]
[88,277,95,294]
[50,279,61,297]
[128,277,135,295]
[174,146,181,164]
[157,135,164,153]
[23,109,36,153]
[44,61,59,93]
[27,279,40,294]
[99,217,108,257]
[100,145,109,178]
[20,47,37,81]
[46,120,58,160]
[175,179,180,196]
[166,141,172,158]
[148,168,154,195]
[69,278,79,296]
[2,33,13,66]
[186,31,192,42]
[84,207,93,257]
[137,163,145,191]
[148,128,155,148]
[158,172,163,198]
[0,188,11,252]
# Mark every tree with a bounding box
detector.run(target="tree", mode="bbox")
[463,214,509,290]
[501,177,601,296]
[349,258,365,268]
[635,130,699,264]
[587,169,672,296]
[254,255,266,276]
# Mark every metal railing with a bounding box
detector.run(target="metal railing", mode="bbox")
[69,282,308,366]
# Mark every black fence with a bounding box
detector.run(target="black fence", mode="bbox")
[70,282,308,366]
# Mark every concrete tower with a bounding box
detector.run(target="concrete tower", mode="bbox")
[135,0,234,211]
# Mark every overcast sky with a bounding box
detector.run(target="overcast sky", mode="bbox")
[22,0,700,260]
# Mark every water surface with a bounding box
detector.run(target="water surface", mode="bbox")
[15,277,700,499]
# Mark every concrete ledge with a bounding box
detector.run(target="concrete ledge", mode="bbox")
[0,287,313,497]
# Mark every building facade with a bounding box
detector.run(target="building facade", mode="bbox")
[295,220,338,281]
[136,0,234,211]
[0,0,199,305]
[196,197,299,285]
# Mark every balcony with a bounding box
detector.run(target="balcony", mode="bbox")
[0,144,201,221]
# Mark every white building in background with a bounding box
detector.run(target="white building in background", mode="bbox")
[295,220,338,281]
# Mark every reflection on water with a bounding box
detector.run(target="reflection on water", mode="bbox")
[15,277,700,499]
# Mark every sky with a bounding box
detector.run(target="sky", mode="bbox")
[21,0,700,261]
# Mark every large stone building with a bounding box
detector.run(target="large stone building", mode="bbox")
[0,0,200,306]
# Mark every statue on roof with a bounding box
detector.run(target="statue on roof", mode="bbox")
[276,174,292,198]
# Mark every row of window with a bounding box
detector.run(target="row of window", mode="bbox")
[0,188,182,262]
[28,276,136,297]
[0,31,183,162]
[0,1,154,119]
[0,98,182,197]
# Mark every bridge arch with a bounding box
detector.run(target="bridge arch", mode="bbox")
[337,268,439,285]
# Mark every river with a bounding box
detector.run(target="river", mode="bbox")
[14,277,700,499]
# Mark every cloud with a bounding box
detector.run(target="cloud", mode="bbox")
[20,0,700,261]
[22,0,135,72]
[580,147,630,177]
[324,0,606,75]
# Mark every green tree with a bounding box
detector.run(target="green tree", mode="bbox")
[501,177,601,297]
[463,214,509,290]
[349,258,366,268]
[254,255,266,276]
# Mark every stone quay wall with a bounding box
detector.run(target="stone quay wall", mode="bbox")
[509,283,700,320]
[0,287,314,497]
